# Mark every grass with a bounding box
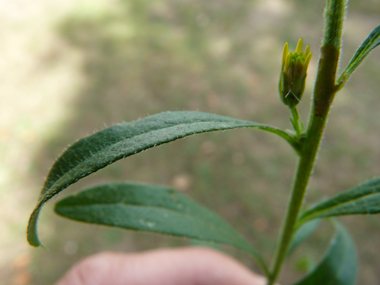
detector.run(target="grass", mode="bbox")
[1,0,380,284]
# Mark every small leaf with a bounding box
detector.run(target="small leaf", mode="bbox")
[293,222,357,285]
[27,111,295,247]
[54,182,269,275]
[299,177,380,224]
[287,220,321,257]
[337,25,380,88]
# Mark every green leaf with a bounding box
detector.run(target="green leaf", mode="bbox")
[337,25,380,89]
[299,178,380,224]
[54,182,269,275]
[287,219,321,257]
[293,222,357,285]
[27,111,295,247]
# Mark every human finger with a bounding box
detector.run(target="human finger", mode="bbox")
[56,247,267,285]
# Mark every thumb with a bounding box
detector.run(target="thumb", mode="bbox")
[56,247,268,285]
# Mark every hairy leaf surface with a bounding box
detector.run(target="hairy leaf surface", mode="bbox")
[28,111,293,247]
[299,178,380,224]
[338,25,380,88]
[54,182,269,274]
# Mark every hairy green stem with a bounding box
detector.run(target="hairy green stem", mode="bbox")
[290,107,303,136]
[267,1,346,284]
[268,106,333,284]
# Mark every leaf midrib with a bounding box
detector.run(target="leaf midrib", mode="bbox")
[302,186,380,221]
[56,203,248,243]
[44,121,254,199]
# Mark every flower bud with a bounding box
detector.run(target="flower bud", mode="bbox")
[279,39,312,108]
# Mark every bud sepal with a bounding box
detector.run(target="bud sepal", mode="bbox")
[279,39,312,108]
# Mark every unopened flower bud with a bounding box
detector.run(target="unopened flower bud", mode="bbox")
[279,39,312,108]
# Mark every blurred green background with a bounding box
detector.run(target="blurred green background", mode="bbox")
[1,0,380,284]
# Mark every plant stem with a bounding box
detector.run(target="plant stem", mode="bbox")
[290,107,303,136]
[268,106,332,284]
[267,1,346,283]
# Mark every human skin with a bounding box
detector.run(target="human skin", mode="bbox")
[56,247,267,285]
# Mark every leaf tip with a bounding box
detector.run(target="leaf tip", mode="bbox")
[27,210,44,247]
